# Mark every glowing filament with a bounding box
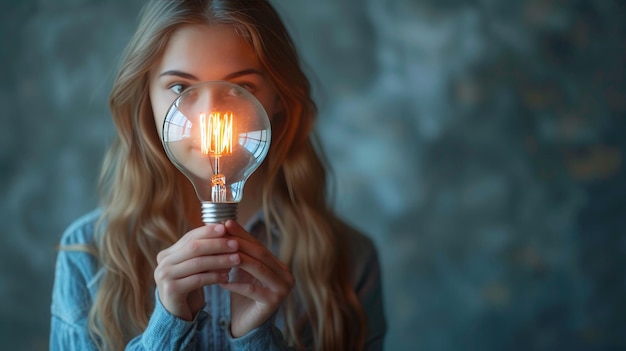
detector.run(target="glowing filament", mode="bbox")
[200,112,233,156]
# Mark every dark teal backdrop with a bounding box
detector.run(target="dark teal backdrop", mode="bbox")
[1,0,625,350]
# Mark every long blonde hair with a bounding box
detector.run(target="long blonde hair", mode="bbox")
[91,1,366,350]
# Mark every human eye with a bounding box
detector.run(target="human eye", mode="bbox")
[169,83,188,94]
[235,81,257,93]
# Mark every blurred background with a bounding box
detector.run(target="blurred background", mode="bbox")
[1,0,625,350]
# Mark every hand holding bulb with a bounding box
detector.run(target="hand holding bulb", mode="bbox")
[154,223,239,321]
[154,220,294,335]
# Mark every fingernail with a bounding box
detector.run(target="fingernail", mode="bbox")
[215,225,225,234]
[229,254,239,263]
[227,239,238,249]
[220,272,229,282]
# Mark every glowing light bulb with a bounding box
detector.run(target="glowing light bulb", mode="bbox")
[162,81,271,223]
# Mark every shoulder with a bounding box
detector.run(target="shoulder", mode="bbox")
[334,219,382,287]
[336,219,379,266]
[52,209,103,325]
[55,208,103,284]
[59,208,102,246]
[334,219,388,345]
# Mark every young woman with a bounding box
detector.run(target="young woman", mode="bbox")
[50,1,386,350]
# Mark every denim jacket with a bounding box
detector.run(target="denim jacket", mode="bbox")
[50,209,387,350]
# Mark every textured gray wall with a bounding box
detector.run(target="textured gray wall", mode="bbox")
[2,0,625,350]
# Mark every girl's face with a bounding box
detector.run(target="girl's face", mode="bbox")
[149,24,282,141]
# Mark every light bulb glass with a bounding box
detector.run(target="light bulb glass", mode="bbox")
[162,81,271,223]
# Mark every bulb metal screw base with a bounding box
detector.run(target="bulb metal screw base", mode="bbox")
[201,202,238,224]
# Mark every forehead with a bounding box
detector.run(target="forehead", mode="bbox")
[156,24,261,78]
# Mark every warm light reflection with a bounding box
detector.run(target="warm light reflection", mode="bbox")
[200,112,233,156]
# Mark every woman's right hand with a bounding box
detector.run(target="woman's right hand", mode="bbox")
[154,223,240,321]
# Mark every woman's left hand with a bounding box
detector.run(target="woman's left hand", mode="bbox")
[220,219,295,338]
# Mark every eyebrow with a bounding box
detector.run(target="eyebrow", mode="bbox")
[159,70,199,80]
[223,68,263,80]
[159,68,263,81]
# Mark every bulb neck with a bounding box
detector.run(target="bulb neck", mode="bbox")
[201,202,238,224]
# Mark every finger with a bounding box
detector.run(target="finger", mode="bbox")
[223,220,292,284]
[233,238,288,276]
[161,237,239,266]
[161,271,230,296]
[157,224,227,263]
[220,276,294,307]
[224,220,260,244]
[235,252,294,293]
[174,224,228,251]
[224,220,289,272]
[156,252,241,281]
[219,282,275,305]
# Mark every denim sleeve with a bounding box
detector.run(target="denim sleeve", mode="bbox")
[50,214,101,351]
[50,258,207,350]
[50,211,208,350]
[226,318,295,351]
[125,290,209,350]
[50,313,98,351]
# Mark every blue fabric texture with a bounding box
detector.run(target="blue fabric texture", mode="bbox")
[50,209,387,350]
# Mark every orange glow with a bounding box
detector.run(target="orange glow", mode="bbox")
[200,112,233,156]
